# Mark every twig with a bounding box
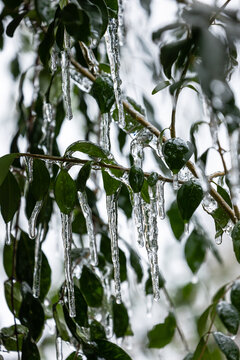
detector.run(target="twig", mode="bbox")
[209,0,232,24]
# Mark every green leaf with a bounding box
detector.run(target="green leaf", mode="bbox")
[213,332,239,360]
[141,178,150,204]
[80,265,103,307]
[147,172,159,187]
[231,221,240,263]
[0,324,28,351]
[0,154,18,186]
[54,170,77,214]
[129,165,144,193]
[66,352,83,360]
[89,0,109,40]
[102,170,121,196]
[6,12,27,37]
[197,304,214,337]
[113,97,145,134]
[230,281,240,312]
[65,140,110,160]
[177,180,203,222]
[61,4,90,43]
[147,312,176,348]
[190,121,207,161]
[112,298,129,338]
[217,185,232,208]
[118,184,132,219]
[162,138,193,174]
[184,229,208,273]
[74,285,88,327]
[22,335,40,360]
[129,249,143,283]
[152,81,170,95]
[31,159,50,200]
[53,304,69,341]
[90,75,115,113]
[19,286,45,341]
[95,339,132,360]
[4,280,22,318]
[38,21,55,66]
[35,0,56,23]
[3,238,14,277]
[104,0,118,18]
[167,200,185,240]
[0,170,21,223]
[216,301,239,335]
[76,161,92,192]
[90,320,106,340]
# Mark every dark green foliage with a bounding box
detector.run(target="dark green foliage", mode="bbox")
[74,285,88,327]
[129,165,144,193]
[0,170,21,223]
[54,170,77,214]
[102,169,121,195]
[230,281,240,312]
[216,301,239,335]
[167,200,185,240]
[65,140,110,160]
[147,312,176,348]
[31,159,50,200]
[90,320,106,340]
[80,265,103,307]
[0,324,28,352]
[177,180,203,222]
[184,229,208,273]
[21,335,40,360]
[0,154,18,186]
[90,75,115,113]
[162,138,193,174]
[213,332,240,360]
[76,161,92,192]
[231,221,240,263]
[112,298,129,338]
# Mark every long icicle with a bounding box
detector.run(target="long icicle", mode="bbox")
[118,0,125,46]
[61,212,76,318]
[77,191,98,266]
[32,225,44,298]
[105,17,125,128]
[25,156,33,183]
[29,200,43,239]
[100,112,111,151]
[157,181,165,220]
[106,193,122,304]
[61,32,73,120]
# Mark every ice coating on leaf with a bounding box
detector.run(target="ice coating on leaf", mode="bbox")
[5,222,11,246]
[25,156,33,183]
[56,336,63,360]
[100,112,111,151]
[70,68,92,93]
[79,41,99,75]
[61,212,76,317]
[33,225,44,298]
[77,191,98,266]
[28,200,43,239]
[106,194,122,304]
[172,173,179,190]
[156,181,165,220]
[118,0,125,46]
[229,130,240,206]
[61,33,73,121]
[105,18,125,128]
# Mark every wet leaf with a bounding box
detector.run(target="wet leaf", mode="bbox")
[76,161,92,193]
[102,170,121,196]
[21,335,40,360]
[112,298,129,338]
[0,171,21,223]
[54,170,77,214]
[177,180,203,222]
[90,320,106,340]
[213,332,239,360]
[152,81,170,94]
[216,301,239,335]
[80,265,103,307]
[31,159,50,201]
[231,221,240,263]
[0,324,28,351]
[74,285,88,327]
[90,75,115,113]
[65,140,110,160]
[162,138,193,174]
[167,200,185,240]
[129,165,144,193]
[0,154,18,185]
[230,281,240,313]
[95,339,132,359]
[184,229,208,273]
[147,312,176,348]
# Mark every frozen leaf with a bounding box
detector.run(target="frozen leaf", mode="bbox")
[230,281,240,312]
[76,161,92,193]
[177,180,203,222]
[80,265,103,307]
[90,75,115,113]
[167,201,184,240]
[216,301,239,335]
[112,298,129,338]
[129,165,144,193]
[162,138,193,174]
[152,81,170,94]
[184,229,208,273]
[54,170,77,214]
[231,221,240,263]
[0,170,21,223]
[0,153,18,186]
[65,140,110,160]
[213,332,239,360]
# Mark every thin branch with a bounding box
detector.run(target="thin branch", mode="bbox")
[209,0,232,24]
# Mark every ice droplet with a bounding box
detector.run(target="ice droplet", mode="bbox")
[56,337,63,360]
[28,200,43,239]
[25,156,33,183]
[215,236,222,245]
[106,194,122,304]
[172,173,179,190]
[33,226,44,298]
[61,212,76,317]
[77,191,98,266]
[105,18,125,128]
[156,181,165,220]
[61,33,73,121]
[70,68,92,93]
[100,112,111,151]
[5,222,11,246]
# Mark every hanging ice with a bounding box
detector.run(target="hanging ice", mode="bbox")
[33,226,44,298]
[229,129,240,206]
[50,47,58,73]
[41,101,56,159]
[61,212,76,317]
[106,194,122,304]
[70,68,92,93]
[118,0,125,46]
[105,18,125,128]
[56,337,63,360]
[5,222,11,246]
[29,200,43,239]
[156,181,165,219]
[172,173,179,190]
[100,112,111,151]
[79,41,99,75]
[132,193,144,247]
[25,156,33,183]
[61,33,73,121]
[77,191,98,266]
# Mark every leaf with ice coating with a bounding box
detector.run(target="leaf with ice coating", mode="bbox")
[213,332,239,360]
[177,179,203,222]
[90,75,115,113]
[80,265,103,307]
[217,301,239,335]
[31,159,50,201]
[38,21,55,66]
[0,170,21,223]
[0,153,18,186]
[184,229,208,274]
[129,165,144,193]
[65,140,110,160]
[112,298,129,338]
[54,170,77,214]
[61,4,90,43]
[102,170,121,196]
[162,137,193,174]
[76,161,92,193]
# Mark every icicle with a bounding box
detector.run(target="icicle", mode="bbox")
[105,18,125,128]
[41,101,56,161]
[184,222,189,235]
[172,173,179,190]
[25,157,33,183]
[106,194,122,304]
[156,181,165,220]
[100,112,111,151]
[229,130,240,206]
[56,337,63,360]
[118,0,125,46]
[146,294,153,317]
[70,68,92,93]
[61,212,76,317]
[215,236,222,245]
[77,191,98,266]
[132,193,144,247]
[32,226,44,298]
[210,114,218,148]
[28,200,43,239]
[50,47,58,72]
[5,222,11,245]
[61,33,73,121]
[202,193,217,213]
[79,41,99,75]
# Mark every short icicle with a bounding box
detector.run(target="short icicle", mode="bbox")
[29,200,43,240]
[157,181,165,220]
[5,222,11,245]
[56,336,63,360]
[61,212,76,318]
[70,68,92,93]
[100,112,111,151]
[25,156,33,183]
[32,225,44,298]
[172,173,179,190]
[118,0,125,46]
[106,193,122,304]
[132,193,144,247]
[77,191,98,266]
[105,17,125,128]
[61,32,73,121]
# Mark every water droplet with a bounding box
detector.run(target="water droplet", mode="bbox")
[215,236,222,245]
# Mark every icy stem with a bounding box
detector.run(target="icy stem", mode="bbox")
[100,112,111,151]
[61,212,76,317]
[5,222,11,246]
[156,181,165,220]
[29,200,43,239]
[70,68,92,93]
[106,194,122,304]
[172,173,179,190]
[56,336,63,360]
[229,130,240,206]
[25,156,33,183]
[105,18,125,128]
[77,191,98,266]
[61,33,73,121]
[118,0,125,46]
[33,226,44,298]
[79,41,99,75]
